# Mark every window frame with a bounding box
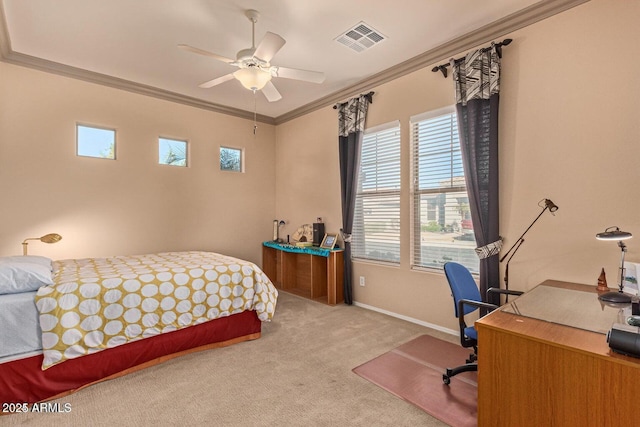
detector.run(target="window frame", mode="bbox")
[352,120,401,265]
[410,106,479,274]
[219,145,244,173]
[76,123,116,160]
[158,137,188,167]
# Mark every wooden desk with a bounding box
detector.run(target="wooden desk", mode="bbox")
[262,242,344,305]
[476,280,640,426]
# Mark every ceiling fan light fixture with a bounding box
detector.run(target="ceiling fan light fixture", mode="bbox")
[180,8,323,103]
[233,67,271,91]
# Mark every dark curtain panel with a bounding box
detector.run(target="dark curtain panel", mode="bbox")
[451,44,501,305]
[337,93,372,305]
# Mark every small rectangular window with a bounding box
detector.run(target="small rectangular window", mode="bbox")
[220,146,243,172]
[77,124,115,159]
[159,138,188,167]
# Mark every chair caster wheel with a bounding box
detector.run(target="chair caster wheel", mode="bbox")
[443,374,450,385]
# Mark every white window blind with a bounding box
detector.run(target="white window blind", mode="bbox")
[410,108,479,273]
[352,121,401,264]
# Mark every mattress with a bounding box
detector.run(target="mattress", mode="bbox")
[0,291,41,361]
[0,250,276,403]
[36,251,277,369]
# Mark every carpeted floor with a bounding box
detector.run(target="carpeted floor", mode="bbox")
[353,334,477,427]
[1,292,461,427]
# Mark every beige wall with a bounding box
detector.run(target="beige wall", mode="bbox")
[2,0,638,333]
[274,106,343,240]
[0,62,276,265]
[275,0,640,331]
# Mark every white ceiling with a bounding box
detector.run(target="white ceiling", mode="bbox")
[0,1,578,123]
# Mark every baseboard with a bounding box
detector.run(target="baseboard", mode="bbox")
[353,301,458,337]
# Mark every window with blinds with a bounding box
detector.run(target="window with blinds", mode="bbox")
[352,121,401,264]
[410,107,479,273]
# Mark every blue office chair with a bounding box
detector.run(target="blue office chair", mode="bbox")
[442,261,522,385]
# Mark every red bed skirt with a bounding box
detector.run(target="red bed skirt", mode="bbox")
[0,310,261,404]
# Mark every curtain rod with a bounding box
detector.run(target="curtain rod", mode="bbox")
[333,91,375,109]
[431,38,512,78]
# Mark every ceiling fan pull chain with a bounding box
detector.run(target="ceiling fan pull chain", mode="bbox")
[253,89,258,135]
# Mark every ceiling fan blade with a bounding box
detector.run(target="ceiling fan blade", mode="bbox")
[178,44,235,64]
[274,66,325,83]
[261,81,282,102]
[253,32,286,62]
[199,73,235,89]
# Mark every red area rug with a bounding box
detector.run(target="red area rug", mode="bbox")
[353,334,477,427]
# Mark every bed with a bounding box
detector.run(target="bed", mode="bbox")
[0,251,277,404]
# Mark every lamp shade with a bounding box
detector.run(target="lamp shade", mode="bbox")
[233,67,271,90]
[596,227,632,241]
[39,233,62,243]
[22,233,62,255]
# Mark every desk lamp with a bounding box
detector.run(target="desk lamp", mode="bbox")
[22,233,62,255]
[500,198,558,291]
[596,227,633,303]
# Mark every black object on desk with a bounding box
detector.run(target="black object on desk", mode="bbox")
[607,323,640,358]
[313,222,325,246]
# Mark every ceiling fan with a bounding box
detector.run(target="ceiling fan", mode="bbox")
[178,9,325,102]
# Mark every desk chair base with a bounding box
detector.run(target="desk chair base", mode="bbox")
[442,363,477,385]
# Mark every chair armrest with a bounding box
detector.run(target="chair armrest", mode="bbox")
[457,299,499,333]
[458,298,499,316]
[487,287,523,300]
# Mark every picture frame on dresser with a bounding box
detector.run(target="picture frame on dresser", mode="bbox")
[320,233,337,250]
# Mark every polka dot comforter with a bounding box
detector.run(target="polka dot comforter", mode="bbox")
[34,251,278,369]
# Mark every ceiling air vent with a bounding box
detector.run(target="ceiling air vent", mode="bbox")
[335,21,386,53]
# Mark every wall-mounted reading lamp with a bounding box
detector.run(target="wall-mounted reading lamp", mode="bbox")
[22,233,62,255]
[596,226,633,304]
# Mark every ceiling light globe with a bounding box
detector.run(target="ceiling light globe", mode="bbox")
[233,67,271,91]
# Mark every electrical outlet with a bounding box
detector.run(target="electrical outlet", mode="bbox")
[359,276,365,286]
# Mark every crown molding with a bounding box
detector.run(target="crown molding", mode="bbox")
[0,49,275,125]
[0,3,275,125]
[274,0,590,124]
[0,0,588,126]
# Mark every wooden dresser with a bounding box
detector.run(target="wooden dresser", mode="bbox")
[262,242,344,305]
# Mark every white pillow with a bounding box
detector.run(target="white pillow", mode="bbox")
[0,262,54,295]
[0,255,53,271]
